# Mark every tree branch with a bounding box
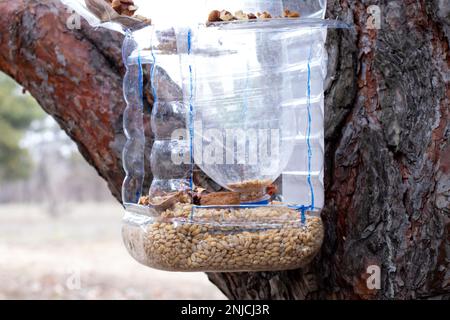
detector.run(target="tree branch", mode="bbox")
[0,0,448,299]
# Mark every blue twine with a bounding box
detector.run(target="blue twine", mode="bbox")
[135,190,141,203]
[187,29,195,222]
[289,29,316,224]
[135,51,144,203]
[188,65,194,189]
[150,36,158,113]
[291,205,308,224]
[304,28,315,224]
[187,29,192,54]
[137,51,143,102]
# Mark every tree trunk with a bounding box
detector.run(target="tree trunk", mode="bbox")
[0,0,448,300]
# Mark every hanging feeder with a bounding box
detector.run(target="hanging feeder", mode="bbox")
[63,0,350,272]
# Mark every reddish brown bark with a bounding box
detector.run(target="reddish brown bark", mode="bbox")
[0,0,448,299]
[0,0,125,200]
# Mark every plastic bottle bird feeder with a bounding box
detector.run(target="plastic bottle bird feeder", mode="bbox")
[64,0,349,272]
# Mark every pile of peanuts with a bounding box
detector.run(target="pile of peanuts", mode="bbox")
[122,203,323,272]
[208,9,301,23]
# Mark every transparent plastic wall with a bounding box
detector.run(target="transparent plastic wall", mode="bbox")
[118,0,330,209]
[62,0,349,272]
[188,22,327,210]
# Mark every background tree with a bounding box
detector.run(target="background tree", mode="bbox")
[0,0,448,299]
[0,73,44,181]
[0,77,113,205]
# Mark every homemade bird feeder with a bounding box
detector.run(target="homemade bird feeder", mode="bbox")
[63,0,349,272]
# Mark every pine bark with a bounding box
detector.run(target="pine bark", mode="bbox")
[0,0,448,299]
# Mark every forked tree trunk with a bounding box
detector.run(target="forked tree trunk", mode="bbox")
[0,0,448,299]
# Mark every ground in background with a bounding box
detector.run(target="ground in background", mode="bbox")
[0,203,226,300]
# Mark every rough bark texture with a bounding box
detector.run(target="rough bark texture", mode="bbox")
[0,0,448,299]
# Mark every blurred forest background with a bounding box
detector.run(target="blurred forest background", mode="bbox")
[0,72,225,299]
[0,72,111,208]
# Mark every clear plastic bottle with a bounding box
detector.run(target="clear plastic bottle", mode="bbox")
[62,0,349,272]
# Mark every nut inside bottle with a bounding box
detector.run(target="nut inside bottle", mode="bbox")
[227,179,272,203]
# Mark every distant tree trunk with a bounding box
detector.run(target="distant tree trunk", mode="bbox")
[0,0,448,299]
